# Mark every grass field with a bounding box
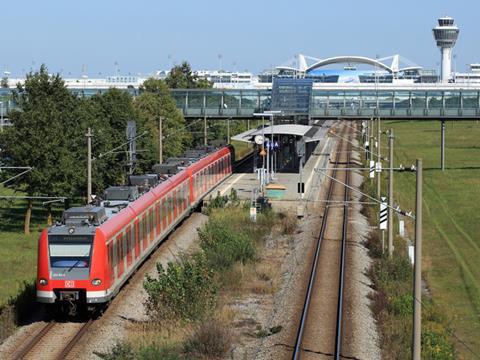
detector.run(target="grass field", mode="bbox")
[0,187,64,305]
[379,120,480,356]
[231,140,252,160]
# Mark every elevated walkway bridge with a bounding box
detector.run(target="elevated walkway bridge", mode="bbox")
[171,84,480,120]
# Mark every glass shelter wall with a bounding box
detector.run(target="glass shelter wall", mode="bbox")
[170,89,480,118]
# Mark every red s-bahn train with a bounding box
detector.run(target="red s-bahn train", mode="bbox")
[36,146,234,314]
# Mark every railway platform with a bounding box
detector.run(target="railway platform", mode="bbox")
[214,132,334,211]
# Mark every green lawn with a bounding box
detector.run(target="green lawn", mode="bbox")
[380,120,480,356]
[231,140,252,160]
[0,187,64,305]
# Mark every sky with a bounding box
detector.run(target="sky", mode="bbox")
[2,0,478,77]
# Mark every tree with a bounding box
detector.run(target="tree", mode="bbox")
[88,88,136,187]
[135,79,191,171]
[1,65,82,233]
[1,77,8,88]
[165,62,212,89]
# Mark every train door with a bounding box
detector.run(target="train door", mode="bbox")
[156,203,161,237]
[149,209,154,243]
[161,196,167,231]
[116,234,124,277]
[182,182,187,212]
[107,242,115,285]
[142,215,148,250]
[168,193,173,225]
[126,227,132,267]
[138,218,144,252]
[134,220,140,259]
[180,184,185,213]
[173,189,178,220]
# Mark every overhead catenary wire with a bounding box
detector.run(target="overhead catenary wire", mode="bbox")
[329,130,387,161]
[314,167,415,219]
[0,166,33,186]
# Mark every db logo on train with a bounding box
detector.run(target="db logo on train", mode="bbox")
[65,281,75,288]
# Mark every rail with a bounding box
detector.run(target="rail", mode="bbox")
[291,128,351,359]
[13,318,93,360]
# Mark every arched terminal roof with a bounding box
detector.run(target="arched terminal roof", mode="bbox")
[307,56,394,73]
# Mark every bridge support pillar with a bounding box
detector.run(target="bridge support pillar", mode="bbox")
[441,120,445,171]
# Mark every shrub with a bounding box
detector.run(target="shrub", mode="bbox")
[137,343,183,360]
[422,326,456,359]
[183,320,231,359]
[99,341,184,360]
[389,293,413,316]
[144,254,217,323]
[96,342,135,360]
[199,217,256,272]
[279,212,297,235]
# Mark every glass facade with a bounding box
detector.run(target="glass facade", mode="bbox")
[271,78,313,113]
[169,89,480,118]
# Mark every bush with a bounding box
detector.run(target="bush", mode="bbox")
[137,343,183,360]
[389,293,413,316]
[279,212,297,235]
[144,255,217,323]
[183,320,231,359]
[96,342,135,360]
[199,217,256,272]
[422,326,456,359]
[99,341,183,360]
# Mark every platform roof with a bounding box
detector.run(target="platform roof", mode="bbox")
[231,124,329,143]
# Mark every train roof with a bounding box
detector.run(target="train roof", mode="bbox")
[48,145,232,240]
[96,145,232,239]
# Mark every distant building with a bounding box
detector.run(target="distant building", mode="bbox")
[454,64,480,84]
[194,70,256,88]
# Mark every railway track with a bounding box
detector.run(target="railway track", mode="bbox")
[12,318,94,360]
[292,126,352,359]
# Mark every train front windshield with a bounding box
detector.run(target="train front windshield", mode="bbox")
[48,235,93,268]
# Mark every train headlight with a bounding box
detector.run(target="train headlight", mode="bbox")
[39,278,48,286]
[91,278,102,286]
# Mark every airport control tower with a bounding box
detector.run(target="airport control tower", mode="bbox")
[433,16,459,82]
